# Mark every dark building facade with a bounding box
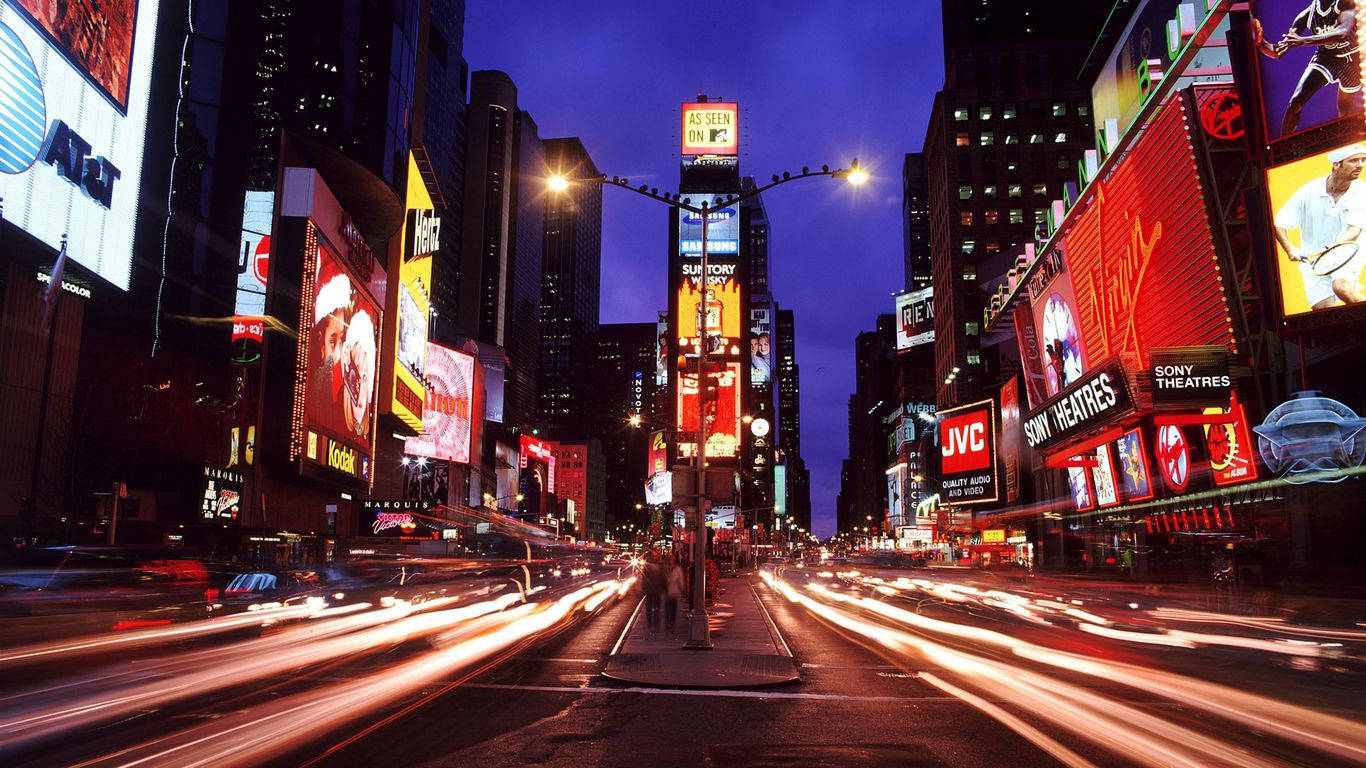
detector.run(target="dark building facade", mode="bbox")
[595,322,659,530]
[841,314,897,534]
[926,0,1111,407]
[540,138,602,439]
[902,152,932,292]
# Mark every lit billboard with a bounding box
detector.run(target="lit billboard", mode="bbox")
[677,363,742,459]
[655,311,669,386]
[645,471,672,506]
[895,287,934,349]
[678,204,741,256]
[404,342,474,464]
[938,399,999,505]
[1251,0,1364,143]
[232,190,274,364]
[1202,395,1259,486]
[1266,140,1366,318]
[999,377,1022,503]
[885,462,907,526]
[749,306,772,385]
[1116,428,1155,502]
[677,262,743,356]
[298,230,380,484]
[1059,94,1233,369]
[681,101,738,156]
[0,0,160,290]
[381,153,437,431]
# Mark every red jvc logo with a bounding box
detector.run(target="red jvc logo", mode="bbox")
[941,409,991,474]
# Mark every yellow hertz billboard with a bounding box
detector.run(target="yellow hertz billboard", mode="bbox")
[382,153,439,432]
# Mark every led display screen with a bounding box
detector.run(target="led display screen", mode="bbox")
[404,342,474,464]
[677,262,742,356]
[1251,0,1364,143]
[300,232,380,482]
[232,190,274,363]
[1266,139,1366,318]
[383,153,436,431]
[678,203,740,256]
[749,306,772,385]
[677,363,742,459]
[896,287,935,349]
[655,311,669,386]
[938,399,999,505]
[0,0,159,290]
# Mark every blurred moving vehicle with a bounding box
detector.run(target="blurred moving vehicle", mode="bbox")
[0,547,217,625]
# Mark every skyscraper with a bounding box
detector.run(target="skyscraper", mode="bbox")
[540,138,603,439]
[595,322,660,528]
[925,0,1110,407]
[902,152,931,292]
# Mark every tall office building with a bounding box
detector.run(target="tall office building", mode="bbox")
[774,307,800,458]
[554,440,606,542]
[540,138,603,439]
[843,315,897,533]
[926,0,1110,407]
[418,0,469,347]
[595,322,660,528]
[459,70,545,431]
[902,153,932,292]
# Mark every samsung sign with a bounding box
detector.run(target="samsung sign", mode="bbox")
[0,2,159,291]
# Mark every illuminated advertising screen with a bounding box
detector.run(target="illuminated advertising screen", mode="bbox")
[0,0,159,290]
[895,287,934,349]
[649,429,668,476]
[1266,140,1366,318]
[1155,425,1191,492]
[520,435,556,495]
[232,190,274,363]
[677,262,743,356]
[681,101,738,156]
[655,312,669,386]
[1251,0,1364,143]
[749,307,772,385]
[886,462,906,526]
[999,377,1022,503]
[299,231,380,483]
[1091,442,1120,508]
[678,204,740,256]
[1202,395,1259,486]
[401,459,449,505]
[404,342,474,464]
[200,467,242,521]
[938,399,999,505]
[1061,94,1233,368]
[382,153,436,431]
[677,363,742,459]
[645,471,672,506]
[1068,466,1094,512]
[1029,253,1087,398]
[1116,428,1155,502]
[774,463,787,519]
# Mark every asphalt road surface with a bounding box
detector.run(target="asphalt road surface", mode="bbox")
[2,564,1364,767]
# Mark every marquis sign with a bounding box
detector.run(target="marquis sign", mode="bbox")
[1023,357,1134,453]
[1150,346,1230,409]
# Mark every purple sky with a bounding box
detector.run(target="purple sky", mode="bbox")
[465,1,944,538]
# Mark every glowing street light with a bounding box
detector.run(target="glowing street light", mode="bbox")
[546,174,570,193]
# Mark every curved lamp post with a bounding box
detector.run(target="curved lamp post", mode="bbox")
[550,161,867,649]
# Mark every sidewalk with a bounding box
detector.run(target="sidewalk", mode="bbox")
[601,574,799,688]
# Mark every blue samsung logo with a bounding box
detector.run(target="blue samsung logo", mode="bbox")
[0,19,45,174]
[0,18,119,207]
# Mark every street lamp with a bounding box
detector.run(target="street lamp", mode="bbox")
[550,159,865,650]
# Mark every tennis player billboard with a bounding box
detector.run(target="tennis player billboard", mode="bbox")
[1266,140,1366,318]
[1250,0,1364,144]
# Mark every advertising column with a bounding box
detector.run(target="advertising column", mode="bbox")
[380,152,439,434]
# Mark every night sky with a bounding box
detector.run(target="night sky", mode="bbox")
[465,1,945,538]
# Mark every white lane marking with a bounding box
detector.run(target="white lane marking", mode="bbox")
[459,682,954,702]
[521,658,600,664]
[610,597,644,656]
[750,581,793,657]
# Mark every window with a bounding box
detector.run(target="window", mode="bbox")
[954,106,969,121]
[985,239,1001,254]
[1032,182,1047,196]
[1032,152,1046,170]
[956,132,971,147]
[978,105,992,120]
[963,265,977,280]
[1051,101,1067,117]
[983,185,997,198]
[958,185,973,200]
[965,322,980,336]
[1029,133,1044,144]
[961,239,975,254]
[1078,103,1089,117]
[967,350,982,365]
[979,132,994,146]
[1004,134,1019,145]
[1008,183,1022,198]
[1058,156,1071,169]
[1009,208,1024,224]
[1054,132,1067,143]
[1006,160,1020,173]
[957,155,973,176]
[960,210,974,226]
[1003,103,1017,119]
[1035,208,1049,224]
[983,209,999,225]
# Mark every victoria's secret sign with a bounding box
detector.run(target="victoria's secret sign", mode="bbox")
[1024,358,1133,452]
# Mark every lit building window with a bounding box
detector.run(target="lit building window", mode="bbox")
[1009,208,1024,224]
[1029,133,1043,144]
[958,185,973,200]
[1004,134,1019,145]
[983,209,999,225]
[954,107,969,121]
[1052,102,1067,117]
[967,351,981,364]
[983,185,997,198]
[1008,184,1022,198]
[1033,182,1047,195]
[1035,208,1049,224]
[1078,103,1090,116]
[961,239,975,255]
[956,132,970,147]
[979,132,994,147]
[961,211,974,226]
[978,106,992,120]
[965,322,979,335]
[1003,103,1017,119]
[1054,132,1067,143]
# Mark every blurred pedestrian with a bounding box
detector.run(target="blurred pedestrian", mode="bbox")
[663,556,684,636]
[641,552,665,634]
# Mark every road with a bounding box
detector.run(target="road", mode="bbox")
[1,563,1364,767]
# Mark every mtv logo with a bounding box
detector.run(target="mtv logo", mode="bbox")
[708,128,729,143]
